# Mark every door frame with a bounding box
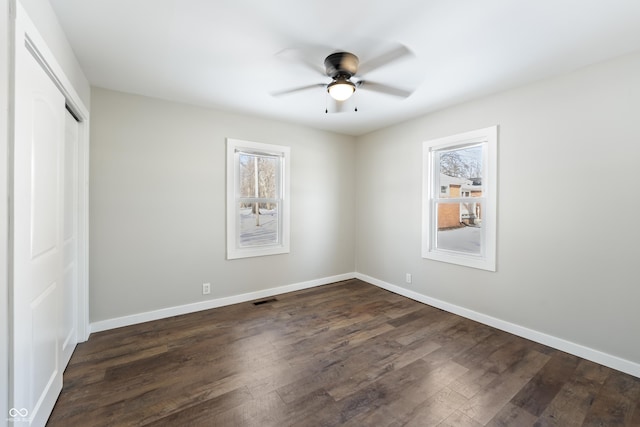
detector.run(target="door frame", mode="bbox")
[8,2,90,418]
[1,1,12,426]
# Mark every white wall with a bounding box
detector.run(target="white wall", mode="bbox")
[89,88,356,323]
[355,51,640,370]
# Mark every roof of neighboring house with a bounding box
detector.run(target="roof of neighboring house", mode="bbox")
[440,174,472,186]
[461,184,483,193]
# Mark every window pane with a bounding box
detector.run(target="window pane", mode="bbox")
[239,154,279,199]
[239,153,256,198]
[257,156,278,199]
[437,145,483,199]
[239,202,279,247]
[435,201,482,255]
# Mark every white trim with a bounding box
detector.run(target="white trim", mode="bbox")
[1,1,12,425]
[355,272,640,379]
[90,273,356,333]
[76,116,90,342]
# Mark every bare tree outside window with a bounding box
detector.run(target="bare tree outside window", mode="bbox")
[439,146,482,180]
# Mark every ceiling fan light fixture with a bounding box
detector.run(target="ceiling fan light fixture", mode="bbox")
[327,78,356,101]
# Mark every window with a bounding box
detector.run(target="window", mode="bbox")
[226,138,290,259]
[422,126,497,271]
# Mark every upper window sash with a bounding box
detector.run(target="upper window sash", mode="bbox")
[235,151,283,200]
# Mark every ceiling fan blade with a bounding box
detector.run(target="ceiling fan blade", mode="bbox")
[271,83,325,97]
[357,44,414,75]
[275,48,327,77]
[357,80,413,98]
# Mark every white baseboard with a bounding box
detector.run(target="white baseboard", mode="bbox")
[355,273,640,379]
[90,272,356,334]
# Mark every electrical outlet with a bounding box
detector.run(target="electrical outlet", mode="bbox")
[202,283,211,295]
[405,273,412,284]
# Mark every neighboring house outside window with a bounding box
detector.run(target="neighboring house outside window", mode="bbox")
[437,175,483,228]
[422,126,497,271]
[226,138,290,260]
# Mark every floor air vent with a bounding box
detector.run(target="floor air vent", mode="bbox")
[253,298,278,306]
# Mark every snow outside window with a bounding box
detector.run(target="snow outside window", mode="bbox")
[422,126,497,271]
[226,138,290,259]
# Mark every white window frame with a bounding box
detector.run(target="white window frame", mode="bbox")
[422,126,497,271]
[226,138,290,259]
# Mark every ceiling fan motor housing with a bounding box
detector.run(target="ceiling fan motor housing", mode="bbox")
[324,52,359,78]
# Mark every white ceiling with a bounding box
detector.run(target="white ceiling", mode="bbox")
[50,0,640,136]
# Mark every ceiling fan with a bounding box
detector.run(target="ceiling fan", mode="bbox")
[272,45,416,111]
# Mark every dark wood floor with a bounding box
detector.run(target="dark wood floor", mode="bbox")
[47,279,640,426]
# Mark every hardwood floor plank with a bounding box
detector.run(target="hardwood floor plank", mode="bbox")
[276,346,387,404]
[208,390,286,427]
[46,279,640,427]
[581,369,640,427]
[274,387,337,427]
[449,367,500,400]
[63,343,168,387]
[510,351,581,416]
[630,400,640,427]
[393,311,462,347]
[403,386,468,426]
[341,359,469,426]
[325,341,432,401]
[452,331,518,371]
[437,410,484,427]
[142,386,253,426]
[459,349,551,425]
[485,402,538,426]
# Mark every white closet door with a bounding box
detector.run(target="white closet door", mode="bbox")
[13,40,65,426]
